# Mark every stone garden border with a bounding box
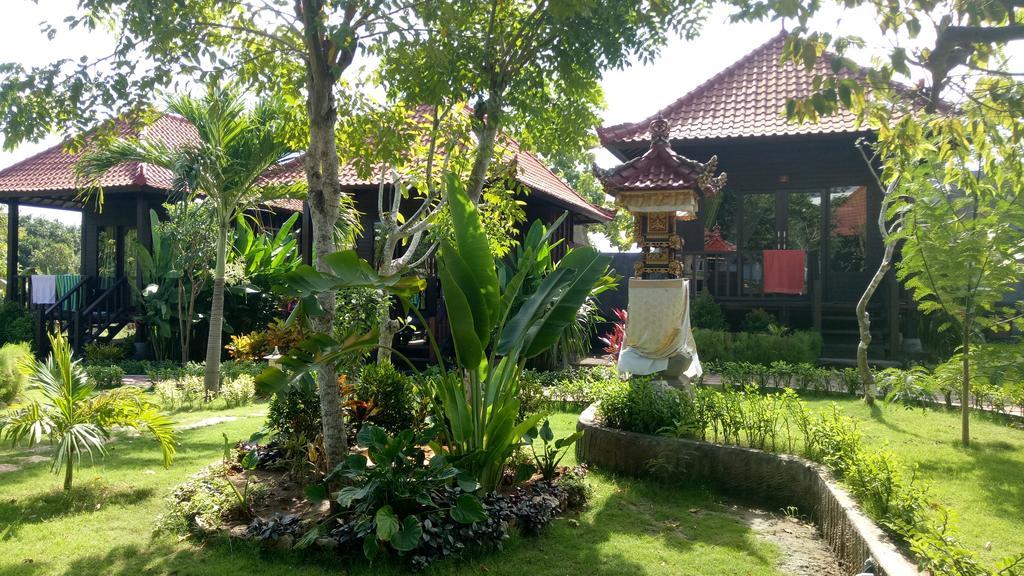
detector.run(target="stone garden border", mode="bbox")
[575,404,920,576]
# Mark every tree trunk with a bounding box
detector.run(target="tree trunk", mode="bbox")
[299,0,349,470]
[63,460,74,491]
[856,247,895,405]
[465,106,501,203]
[961,321,971,447]
[377,315,401,363]
[203,226,228,394]
[856,180,900,405]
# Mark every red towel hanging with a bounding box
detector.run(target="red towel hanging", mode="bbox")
[762,250,805,295]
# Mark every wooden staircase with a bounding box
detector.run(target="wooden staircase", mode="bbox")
[35,276,134,354]
[818,302,891,361]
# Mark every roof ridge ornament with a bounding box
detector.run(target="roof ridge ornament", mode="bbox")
[649,114,670,143]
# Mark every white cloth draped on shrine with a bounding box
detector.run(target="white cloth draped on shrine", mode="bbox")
[617,278,701,379]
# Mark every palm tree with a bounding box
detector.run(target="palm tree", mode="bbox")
[78,85,295,393]
[0,330,176,491]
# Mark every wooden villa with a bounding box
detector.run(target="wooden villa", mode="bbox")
[598,31,905,359]
[0,116,609,355]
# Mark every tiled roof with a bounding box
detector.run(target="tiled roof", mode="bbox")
[598,31,870,145]
[0,115,198,193]
[0,114,611,222]
[703,226,736,252]
[597,117,727,197]
[256,137,613,222]
[503,136,613,222]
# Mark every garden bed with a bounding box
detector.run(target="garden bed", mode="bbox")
[575,404,919,576]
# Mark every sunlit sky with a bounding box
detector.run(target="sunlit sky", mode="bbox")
[1,1,1021,232]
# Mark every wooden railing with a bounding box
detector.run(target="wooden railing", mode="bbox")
[680,250,818,301]
[36,276,92,352]
[30,276,135,354]
[76,277,132,350]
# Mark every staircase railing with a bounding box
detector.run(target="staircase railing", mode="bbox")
[36,276,92,353]
[34,276,135,354]
[76,276,132,351]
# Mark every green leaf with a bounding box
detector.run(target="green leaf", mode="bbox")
[457,472,480,493]
[390,516,423,551]
[303,483,328,502]
[375,506,400,541]
[514,462,536,484]
[554,431,583,450]
[539,420,554,443]
[443,173,499,336]
[362,534,380,560]
[450,493,488,524]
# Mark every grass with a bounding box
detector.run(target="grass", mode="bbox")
[801,395,1024,564]
[0,399,786,576]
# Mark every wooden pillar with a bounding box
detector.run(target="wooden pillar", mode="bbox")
[81,211,99,279]
[6,200,18,302]
[114,225,126,279]
[301,201,313,266]
[135,194,152,289]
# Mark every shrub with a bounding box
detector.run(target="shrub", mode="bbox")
[0,342,30,404]
[266,382,321,442]
[693,329,822,365]
[518,370,547,422]
[222,374,256,408]
[158,464,260,534]
[534,365,619,409]
[321,425,490,564]
[85,364,126,389]
[147,362,204,384]
[0,302,34,348]
[691,291,728,330]
[597,377,677,435]
[219,360,265,384]
[225,330,269,361]
[354,363,415,434]
[557,465,593,510]
[154,375,205,410]
[741,308,776,333]
[83,341,126,364]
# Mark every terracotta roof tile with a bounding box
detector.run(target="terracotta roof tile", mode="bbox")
[0,113,611,222]
[0,115,198,193]
[598,32,871,145]
[256,137,613,222]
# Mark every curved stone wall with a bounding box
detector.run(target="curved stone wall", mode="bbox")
[575,404,920,576]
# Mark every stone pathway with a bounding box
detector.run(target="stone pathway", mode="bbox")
[727,505,846,576]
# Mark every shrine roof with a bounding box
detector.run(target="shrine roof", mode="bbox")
[595,116,727,197]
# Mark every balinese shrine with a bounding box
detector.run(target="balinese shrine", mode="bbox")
[597,116,726,386]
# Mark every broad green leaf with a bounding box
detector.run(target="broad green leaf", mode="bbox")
[450,493,487,524]
[390,516,423,551]
[443,173,499,332]
[375,506,400,541]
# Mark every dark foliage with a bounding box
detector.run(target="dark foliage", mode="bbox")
[266,382,322,443]
[353,363,416,434]
[690,291,729,330]
[0,302,35,348]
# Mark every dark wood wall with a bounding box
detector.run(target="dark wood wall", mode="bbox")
[671,133,884,304]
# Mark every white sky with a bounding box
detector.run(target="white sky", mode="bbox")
[1,1,1021,234]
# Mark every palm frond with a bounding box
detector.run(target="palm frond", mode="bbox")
[0,400,52,448]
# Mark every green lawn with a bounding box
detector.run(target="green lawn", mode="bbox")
[801,396,1024,564]
[0,402,784,576]
[6,389,1017,574]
